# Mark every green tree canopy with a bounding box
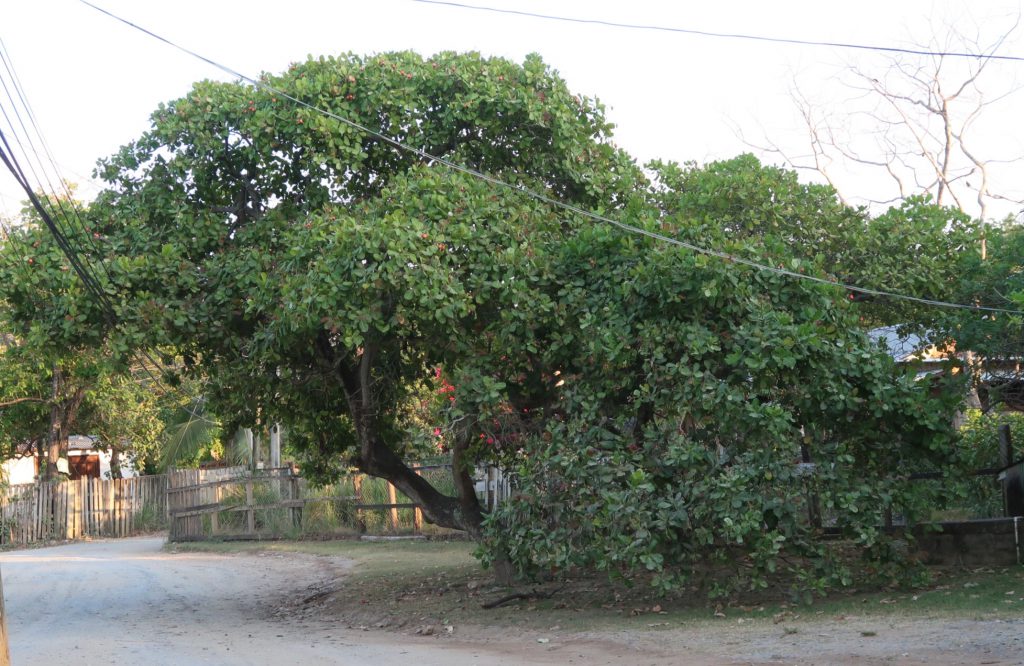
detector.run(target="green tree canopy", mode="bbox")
[0,192,166,478]
[79,51,641,531]
[6,52,968,594]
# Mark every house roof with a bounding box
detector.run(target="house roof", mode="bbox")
[867,325,943,363]
[10,435,99,457]
[68,435,98,451]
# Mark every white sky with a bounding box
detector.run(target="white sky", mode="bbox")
[2,0,1023,220]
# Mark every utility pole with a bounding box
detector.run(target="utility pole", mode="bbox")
[0,567,11,665]
[270,424,281,468]
[245,428,255,472]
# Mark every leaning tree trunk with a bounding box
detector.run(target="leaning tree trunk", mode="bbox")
[451,429,516,584]
[349,401,519,583]
[340,347,485,533]
[334,342,514,581]
[354,422,482,532]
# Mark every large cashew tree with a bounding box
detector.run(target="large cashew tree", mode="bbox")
[13,52,964,590]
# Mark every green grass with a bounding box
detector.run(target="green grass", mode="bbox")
[132,501,168,533]
[168,537,472,570]
[803,566,1024,619]
[167,539,1024,633]
[167,536,1024,631]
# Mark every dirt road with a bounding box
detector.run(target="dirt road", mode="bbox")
[0,537,1021,665]
[0,537,619,665]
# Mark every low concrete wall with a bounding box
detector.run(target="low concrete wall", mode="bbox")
[914,517,1023,567]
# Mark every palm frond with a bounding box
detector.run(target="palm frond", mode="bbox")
[161,397,220,470]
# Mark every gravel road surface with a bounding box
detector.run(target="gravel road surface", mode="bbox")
[1,537,1021,665]
[0,537,587,665]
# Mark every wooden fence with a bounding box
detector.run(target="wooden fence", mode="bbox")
[167,464,511,542]
[0,474,168,546]
[167,466,293,542]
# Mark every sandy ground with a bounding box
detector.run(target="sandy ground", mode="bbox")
[0,537,1021,665]
[0,537,653,665]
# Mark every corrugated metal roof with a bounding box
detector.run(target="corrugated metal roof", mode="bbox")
[867,325,932,362]
[68,435,98,450]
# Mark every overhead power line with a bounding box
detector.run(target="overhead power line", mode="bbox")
[0,130,172,393]
[0,130,110,312]
[79,1,1024,316]
[0,38,117,287]
[411,0,1024,63]
[0,38,111,308]
[0,40,171,393]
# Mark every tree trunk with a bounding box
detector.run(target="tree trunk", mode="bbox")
[41,365,87,482]
[43,366,63,483]
[356,435,481,532]
[340,351,486,534]
[109,447,123,480]
[451,432,484,535]
[490,557,517,586]
[334,349,515,582]
[451,432,517,584]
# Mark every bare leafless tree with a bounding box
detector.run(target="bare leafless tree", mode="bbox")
[741,12,1024,253]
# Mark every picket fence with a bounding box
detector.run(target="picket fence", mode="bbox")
[0,474,168,546]
[1,463,510,545]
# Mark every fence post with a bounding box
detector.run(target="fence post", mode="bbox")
[245,429,256,472]
[800,444,822,529]
[245,480,256,535]
[493,466,506,508]
[353,475,365,533]
[168,472,178,541]
[387,482,399,532]
[999,424,1014,468]
[35,482,43,541]
[413,466,423,532]
[72,478,81,539]
[289,474,301,529]
[105,477,113,536]
[486,466,494,512]
[270,425,282,468]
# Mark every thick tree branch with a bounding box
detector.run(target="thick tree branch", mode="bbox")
[0,397,44,407]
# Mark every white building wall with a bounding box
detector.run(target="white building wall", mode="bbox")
[2,456,37,485]
[2,449,138,483]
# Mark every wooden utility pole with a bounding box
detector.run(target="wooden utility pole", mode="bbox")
[0,566,11,666]
[245,428,255,472]
[269,424,281,468]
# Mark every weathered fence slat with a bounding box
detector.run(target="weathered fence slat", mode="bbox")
[0,474,168,547]
[165,463,512,542]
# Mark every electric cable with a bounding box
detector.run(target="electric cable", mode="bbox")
[0,128,171,393]
[0,38,118,287]
[77,0,1024,316]
[0,40,174,392]
[0,132,108,305]
[410,0,1024,63]
[0,104,112,310]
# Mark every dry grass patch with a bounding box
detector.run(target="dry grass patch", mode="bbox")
[167,539,1024,636]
